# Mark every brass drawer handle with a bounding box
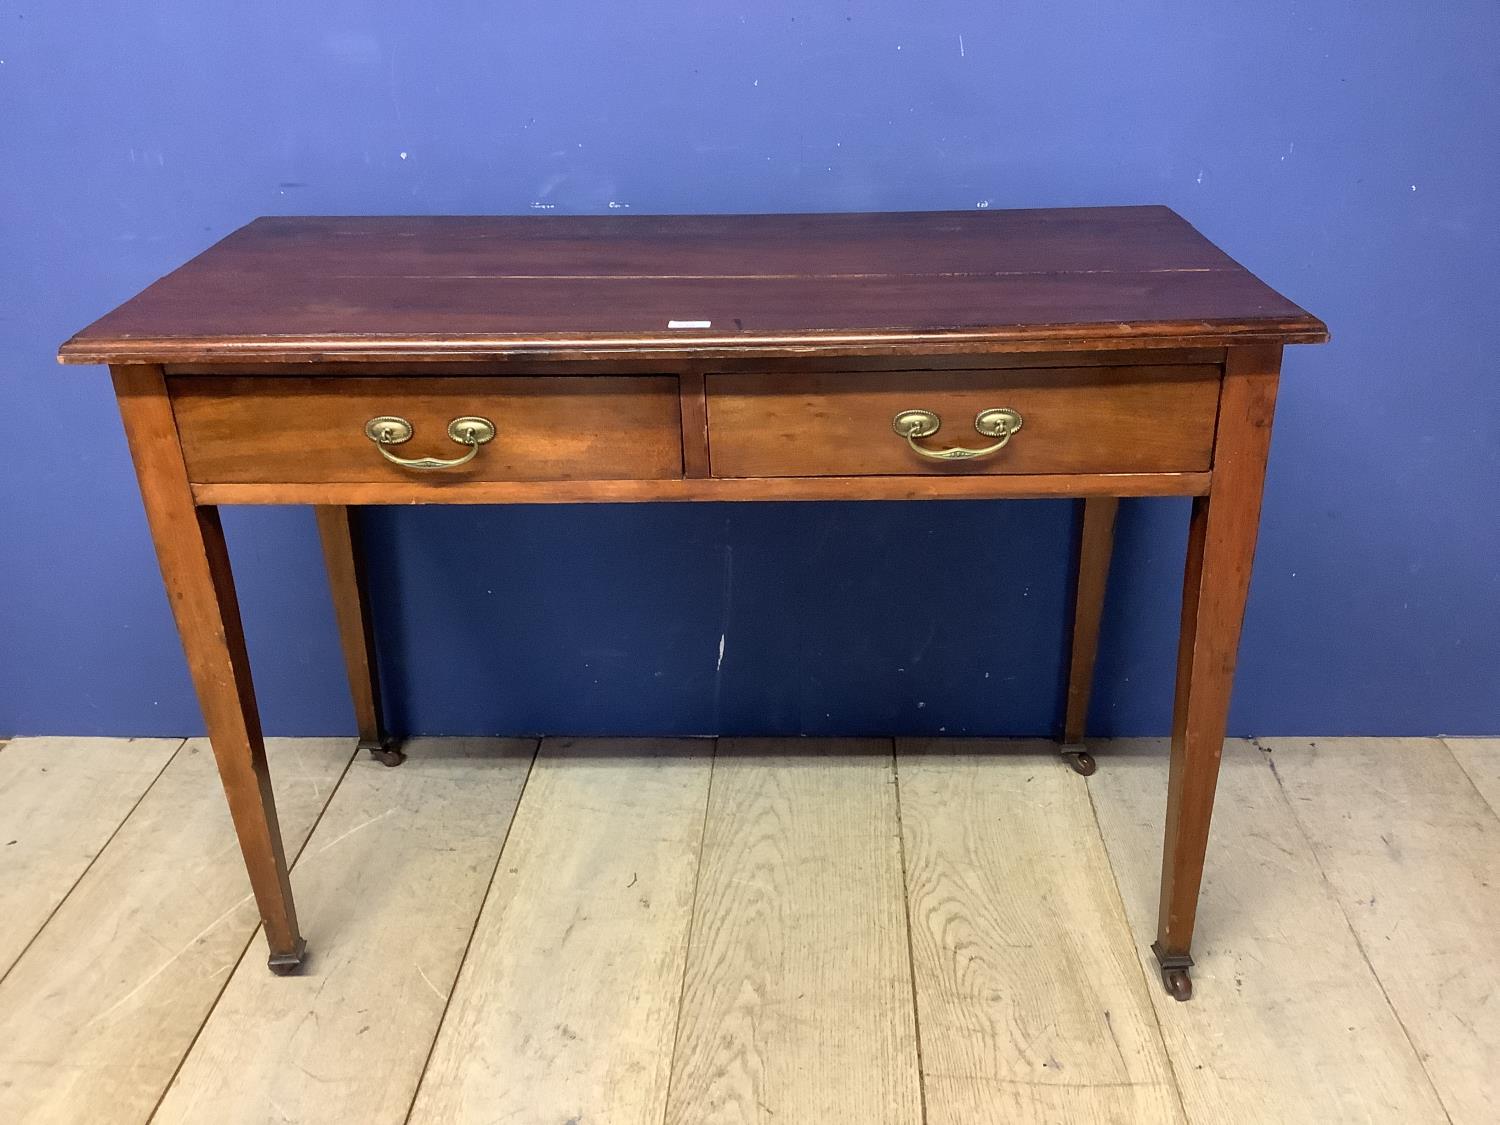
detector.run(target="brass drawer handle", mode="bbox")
[364,415,496,470]
[892,408,1023,461]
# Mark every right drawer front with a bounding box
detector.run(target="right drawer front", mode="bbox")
[706,365,1221,478]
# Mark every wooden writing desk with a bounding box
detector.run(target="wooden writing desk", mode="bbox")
[61,207,1326,1000]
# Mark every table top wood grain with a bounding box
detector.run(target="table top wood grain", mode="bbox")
[59,207,1327,366]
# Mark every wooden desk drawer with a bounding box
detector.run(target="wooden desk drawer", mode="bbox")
[169,376,683,483]
[706,366,1221,477]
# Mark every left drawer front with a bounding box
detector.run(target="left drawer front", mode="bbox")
[169,376,683,483]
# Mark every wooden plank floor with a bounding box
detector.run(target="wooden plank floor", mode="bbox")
[0,735,1493,1124]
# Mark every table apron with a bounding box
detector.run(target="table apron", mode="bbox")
[188,473,1211,506]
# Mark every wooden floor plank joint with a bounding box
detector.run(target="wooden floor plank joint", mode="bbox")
[1443,737,1500,826]
[0,736,185,987]
[1091,738,1453,1124]
[657,737,723,1125]
[0,737,354,1125]
[890,740,932,1125]
[1265,737,1500,1125]
[146,738,366,1124]
[1260,746,1453,1125]
[1081,765,1190,1124]
[395,738,540,1125]
[410,737,712,1125]
[151,738,534,1125]
[665,738,922,1124]
[897,739,1181,1124]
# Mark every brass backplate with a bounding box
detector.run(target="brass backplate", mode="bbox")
[447,416,496,444]
[975,408,1023,437]
[892,409,941,438]
[365,416,414,444]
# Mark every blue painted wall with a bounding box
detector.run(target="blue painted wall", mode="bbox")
[2,2,1497,738]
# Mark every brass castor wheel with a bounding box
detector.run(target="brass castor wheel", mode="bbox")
[267,938,308,976]
[1163,967,1193,1002]
[1152,943,1195,1001]
[1059,745,1096,776]
[1158,972,1194,1002]
[360,739,406,768]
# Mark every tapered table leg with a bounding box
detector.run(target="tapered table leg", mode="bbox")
[112,364,306,973]
[315,505,402,766]
[1060,496,1119,775]
[1154,344,1283,1001]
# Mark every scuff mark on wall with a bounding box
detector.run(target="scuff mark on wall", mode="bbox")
[713,544,734,722]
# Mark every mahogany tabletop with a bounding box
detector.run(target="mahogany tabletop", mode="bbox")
[60,206,1327,365]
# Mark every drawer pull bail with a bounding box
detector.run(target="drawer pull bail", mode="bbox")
[364,415,496,470]
[892,408,1023,461]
